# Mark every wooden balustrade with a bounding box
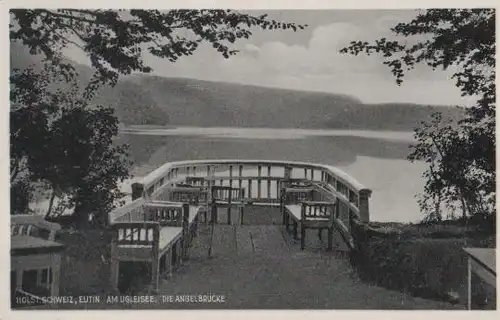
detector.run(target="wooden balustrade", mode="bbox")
[109,159,372,250]
[105,159,372,294]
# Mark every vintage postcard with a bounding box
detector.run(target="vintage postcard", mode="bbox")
[2,0,498,318]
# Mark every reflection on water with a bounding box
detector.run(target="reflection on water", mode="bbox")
[121,132,414,172]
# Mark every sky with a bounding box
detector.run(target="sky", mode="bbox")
[63,9,477,106]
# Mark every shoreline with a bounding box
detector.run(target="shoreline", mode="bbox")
[119,126,416,143]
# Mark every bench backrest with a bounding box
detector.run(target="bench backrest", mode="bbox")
[300,201,336,221]
[211,186,245,203]
[281,186,315,205]
[144,202,189,227]
[185,177,209,188]
[113,222,160,246]
[168,187,208,205]
[279,178,314,189]
[10,215,61,241]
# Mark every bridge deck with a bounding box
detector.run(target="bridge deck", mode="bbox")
[52,206,459,310]
[150,222,456,309]
[111,206,455,309]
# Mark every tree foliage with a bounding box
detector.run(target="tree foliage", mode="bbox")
[10,9,304,227]
[341,9,495,223]
[10,9,305,90]
[10,62,132,226]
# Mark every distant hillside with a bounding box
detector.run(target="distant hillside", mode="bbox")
[10,41,465,130]
[10,41,169,126]
[115,75,465,130]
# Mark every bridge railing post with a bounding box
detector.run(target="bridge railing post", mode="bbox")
[131,183,144,201]
[358,189,372,223]
[284,165,292,182]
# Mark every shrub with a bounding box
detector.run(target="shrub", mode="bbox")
[349,220,494,304]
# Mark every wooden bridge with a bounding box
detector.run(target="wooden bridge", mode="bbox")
[108,159,373,294]
[10,159,464,309]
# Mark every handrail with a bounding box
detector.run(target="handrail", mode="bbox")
[109,198,146,223]
[109,159,372,233]
[141,159,368,191]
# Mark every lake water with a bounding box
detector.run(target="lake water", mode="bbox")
[31,127,427,223]
[117,127,427,223]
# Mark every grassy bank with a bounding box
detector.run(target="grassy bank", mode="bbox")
[349,220,495,307]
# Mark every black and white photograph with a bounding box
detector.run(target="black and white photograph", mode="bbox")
[5,0,497,313]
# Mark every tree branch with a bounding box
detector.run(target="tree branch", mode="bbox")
[44,188,57,220]
[39,9,98,25]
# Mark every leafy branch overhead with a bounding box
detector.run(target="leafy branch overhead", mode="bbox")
[340,10,494,111]
[341,9,495,223]
[11,9,307,87]
[10,9,305,227]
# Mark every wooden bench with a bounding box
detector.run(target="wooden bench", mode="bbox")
[169,186,208,205]
[279,182,337,250]
[10,215,64,307]
[210,185,247,225]
[284,201,336,250]
[148,199,203,241]
[279,183,315,225]
[185,176,210,189]
[159,185,209,228]
[11,215,61,241]
[110,203,191,293]
[145,201,199,261]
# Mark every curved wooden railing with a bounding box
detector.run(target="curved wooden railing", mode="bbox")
[109,160,372,247]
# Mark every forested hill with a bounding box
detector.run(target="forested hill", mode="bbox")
[10,41,465,130]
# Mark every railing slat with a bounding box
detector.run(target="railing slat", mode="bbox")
[239,165,243,191]
[229,165,233,189]
[257,165,262,199]
[267,166,272,199]
[111,160,372,230]
[248,179,253,199]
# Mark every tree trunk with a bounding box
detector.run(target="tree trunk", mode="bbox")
[44,189,57,220]
[72,205,91,230]
[459,194,468,220]
[434,191,442,221]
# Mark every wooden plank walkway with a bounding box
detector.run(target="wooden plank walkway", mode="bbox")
[146,221,459,309]
[48,206,461,310]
